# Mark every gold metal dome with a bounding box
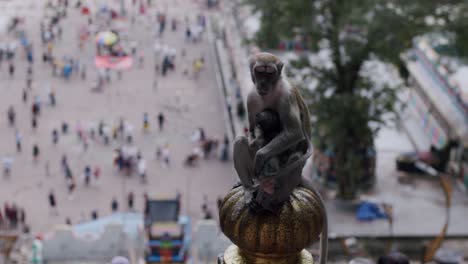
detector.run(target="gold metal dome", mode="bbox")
[218,185,325,264]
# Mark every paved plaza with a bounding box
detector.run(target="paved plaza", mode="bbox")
[0,0,236,232]
[2,0,468,242]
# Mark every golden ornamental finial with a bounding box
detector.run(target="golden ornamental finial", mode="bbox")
[218,186,324,264]
[219,52,328,264]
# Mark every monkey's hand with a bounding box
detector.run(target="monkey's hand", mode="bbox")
[249,138,259,149]
[259,178,275,195]
[253,149,268,176]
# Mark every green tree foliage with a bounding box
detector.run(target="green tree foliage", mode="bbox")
[246,0,466,200]
[448,4,468,58]
[243,0,314,49]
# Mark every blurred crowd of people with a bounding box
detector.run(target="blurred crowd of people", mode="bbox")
[1,0,229,234]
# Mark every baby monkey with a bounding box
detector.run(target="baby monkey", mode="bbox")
[249,109,306,212]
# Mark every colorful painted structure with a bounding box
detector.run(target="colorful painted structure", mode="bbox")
[144,198,190,263]
[402,38,468,188]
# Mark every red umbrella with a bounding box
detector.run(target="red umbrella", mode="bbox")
[81,6,90,15]
[111,9,118,19]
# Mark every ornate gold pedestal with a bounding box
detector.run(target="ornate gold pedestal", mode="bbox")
[218,186,324,264]
[222,245,314,264]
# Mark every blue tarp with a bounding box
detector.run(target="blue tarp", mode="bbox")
[63,65,72,78]
[20,37,28,46]
[356,202,387,221]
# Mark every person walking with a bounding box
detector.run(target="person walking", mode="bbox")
[66,176,76,200]
[77,122,84,141]
[98,121,104,137]
[200,128,208,143]
[83,166,91,186]
[0,209,4,228]
[143,112,149,132]
[22,89,28,103]
[65,165,73,180]
[8,63,15,78]
[4,203,11,225]
[15,131,22,152]
[118,118,125,138]
[185,27,191,42]
[82,135,89,151]
[61,154,68,172]
[111,198,118,212]
[9,204,18,228]
[131,41,137,57]
[27,49,33,64]
[19,208,25,227]
[162,144,170,167]
[32,144,40,162]
[137,158,146,183]
[62,122,69,134]
[42,51,48,63]
[81,64,87,80]
[27,65,33,77]
[27,77,33,91]
[138,51,144,68]
[90,128,96,142]
[91,210,98,220]
[33,96,41,116]
[220,134,229,161]
[0,47,3,69]
[3,156,13,177]
[162,55,169,76]
[155,145,162,160]
[48,191,58,215]
[52,129,59,144]
[94,166,101,185]
[49,88,56,106]
[127,192,134,211]
[157,112,165,131]
[45,161,50,177]
[32,116,38,130]
[105,68,111,83]
[32,102,38,117]
[7,106,15,127]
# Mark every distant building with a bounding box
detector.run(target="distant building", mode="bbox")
[42,213,144,264]
[402,37,468,188]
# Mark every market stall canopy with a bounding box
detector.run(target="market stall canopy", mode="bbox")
[95,31,118,46]
[95,55,133,70]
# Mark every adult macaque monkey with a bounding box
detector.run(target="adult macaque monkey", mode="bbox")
[233,52,328,264]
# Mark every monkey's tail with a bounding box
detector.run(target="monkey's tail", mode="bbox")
[275,142,313,177]
[301,174,328,264]
[279,141,328,264]
[317,190,328,264]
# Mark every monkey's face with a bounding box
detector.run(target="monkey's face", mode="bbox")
[250,53,283,96]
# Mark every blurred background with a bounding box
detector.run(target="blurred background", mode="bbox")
[0,0,467,263]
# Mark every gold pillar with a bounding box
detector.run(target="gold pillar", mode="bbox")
[218,186,325,264]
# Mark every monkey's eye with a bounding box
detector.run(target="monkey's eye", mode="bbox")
[265,66,276,73]
[255,66,266,73]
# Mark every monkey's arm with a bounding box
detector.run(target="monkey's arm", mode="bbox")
[254,95,304,174]
[246,90,259,140]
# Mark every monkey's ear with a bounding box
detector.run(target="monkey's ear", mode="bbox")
[251,70,256,84]
[277,61,284,75]
[249,56,256,71]
[249,57,257,84]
